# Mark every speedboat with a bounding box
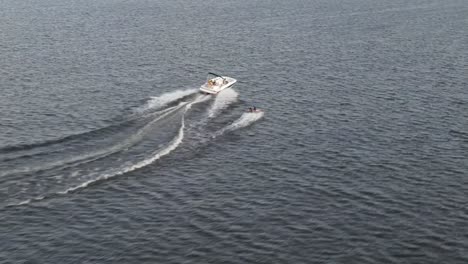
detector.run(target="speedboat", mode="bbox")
[199,73,237,94]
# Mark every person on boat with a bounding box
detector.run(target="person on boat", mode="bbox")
[253,106,257,111]
[248,107,252,112]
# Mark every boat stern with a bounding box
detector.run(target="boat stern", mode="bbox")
[199,75,236,95]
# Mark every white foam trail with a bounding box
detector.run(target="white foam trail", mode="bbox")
[207,89,238,118]
[17,199,32,205]
[7,195,45,207]
[0,104,186,178]
[58,116,186,194]
[8,95,210,207]
[214,111,264,137]
[6,96,217,208]
[57,98,210,195]
[188,94,210,109]
[135,89,197,113]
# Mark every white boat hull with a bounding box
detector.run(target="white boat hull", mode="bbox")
[200,76,237,94]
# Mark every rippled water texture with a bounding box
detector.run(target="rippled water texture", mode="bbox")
[1,0,468,263]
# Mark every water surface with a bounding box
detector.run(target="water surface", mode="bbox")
[1,0,468,263]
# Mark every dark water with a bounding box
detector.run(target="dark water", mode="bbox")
[1,0,468,263]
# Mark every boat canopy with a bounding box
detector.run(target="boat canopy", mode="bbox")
[208,72,226,80]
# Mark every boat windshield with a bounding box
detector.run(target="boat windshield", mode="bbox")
[207,73,226,82]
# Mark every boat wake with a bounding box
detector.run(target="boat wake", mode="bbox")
[3,90,263,208]
[13,120,185,206]
[207,89,239,118]
[0,104,184,178]
[58,109,187,195]
[213,111,265,138]
[187,88,239,133]
[134,88,197,114]
[0,103,180,165]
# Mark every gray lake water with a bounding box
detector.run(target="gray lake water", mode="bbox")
[1,0,468,263]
